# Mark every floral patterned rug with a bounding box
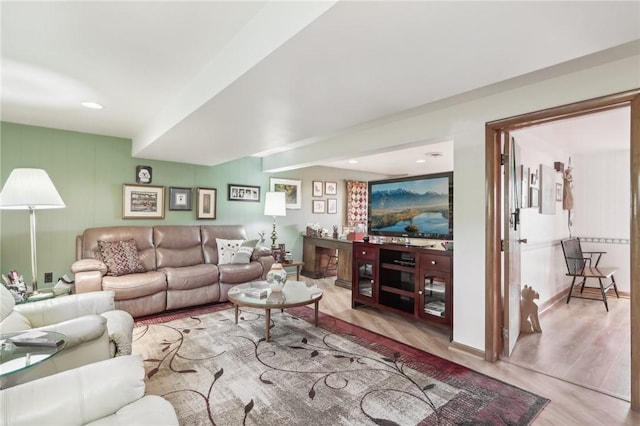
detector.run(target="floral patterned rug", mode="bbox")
[133,304,549,425]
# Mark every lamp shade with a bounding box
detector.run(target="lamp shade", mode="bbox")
[0,168,66,210]
[264,191,286,217]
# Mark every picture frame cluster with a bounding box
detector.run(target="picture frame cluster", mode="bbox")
[123,171,217,220]
[311,180,337,214]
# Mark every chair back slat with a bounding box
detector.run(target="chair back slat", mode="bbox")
[561,238,585,275]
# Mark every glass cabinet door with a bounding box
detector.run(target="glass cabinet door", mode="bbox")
[419,271,448,321]
[355,260,376,301]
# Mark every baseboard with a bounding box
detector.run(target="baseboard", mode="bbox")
[448,340,485,359]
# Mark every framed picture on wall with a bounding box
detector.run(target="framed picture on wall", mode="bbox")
[169,187,192,211]
[520,166,529,209]
[270,178,302,209]
[196,187,217,219]
[325,181,337,195]
[122,184,165,219]
[312,199,326,214]
[228,184,260,202]
[556,182,563,202]
[312,181,323,197]
[327,198,337,214]
[529,187,539,208]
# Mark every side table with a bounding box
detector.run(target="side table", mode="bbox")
[281,261,304,281]
[0,331,67,378]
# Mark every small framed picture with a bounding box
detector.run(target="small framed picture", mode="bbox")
[135,165,152,184]
[196,187,217,220]
[325,181,337,195]
[327,198,337,214]
[228,184,260,202]
[312,181,323,197]
[529,187,539,208]
[169,187,192,211]
[312,199,326,214]
[122,184,165,219]
[556,182,563,202]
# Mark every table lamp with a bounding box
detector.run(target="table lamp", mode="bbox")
[0,168,66,293]
[263,191,286,248]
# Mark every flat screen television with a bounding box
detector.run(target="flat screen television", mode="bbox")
[367,171,453,240]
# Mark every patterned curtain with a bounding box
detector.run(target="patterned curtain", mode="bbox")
[346,180,368,227]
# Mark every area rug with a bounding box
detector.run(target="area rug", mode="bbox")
[133,305,549,425]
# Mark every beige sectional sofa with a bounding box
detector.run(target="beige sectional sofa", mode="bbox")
[71,225,275,318]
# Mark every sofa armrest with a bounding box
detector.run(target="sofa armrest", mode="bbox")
[100,310,134,356]
[85,394,179,426]
[251,245,273,260]
[14,291,116,327]
[255,253,276,280]
[72,259,108,293]
[36,314,107,350]
[0,355,147,426]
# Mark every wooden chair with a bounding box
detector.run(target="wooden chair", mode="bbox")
[561,238,619,311]
[323,250,338,277]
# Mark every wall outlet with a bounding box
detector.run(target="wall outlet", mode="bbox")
[44,272,53,283]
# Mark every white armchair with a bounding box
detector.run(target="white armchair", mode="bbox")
[0,355,178,426]
[0,285,133,387]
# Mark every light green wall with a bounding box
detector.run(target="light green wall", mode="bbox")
[0,122,384,288]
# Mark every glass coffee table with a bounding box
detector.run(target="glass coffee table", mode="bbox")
[228,281,323,342]
[0,331,67,378]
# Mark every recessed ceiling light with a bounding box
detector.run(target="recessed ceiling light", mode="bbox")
[81,101,103,110]
[425,152,444,158]
[348,159,358,164]
[416,159,426,163]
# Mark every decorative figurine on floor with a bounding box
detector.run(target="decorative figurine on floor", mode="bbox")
[520,285,542,333]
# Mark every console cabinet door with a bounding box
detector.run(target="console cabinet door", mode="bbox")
[418,269,452,326]
[352,245,377,304]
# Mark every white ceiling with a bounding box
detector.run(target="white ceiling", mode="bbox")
[1,1,638,175]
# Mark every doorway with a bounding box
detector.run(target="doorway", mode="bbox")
[484,89,640,410]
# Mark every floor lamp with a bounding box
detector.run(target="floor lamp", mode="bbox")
[0,168,66,293]
[263,191,286,249]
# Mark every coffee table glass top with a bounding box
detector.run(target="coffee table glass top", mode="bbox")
[228,280,322,308]
[0,331,67,377]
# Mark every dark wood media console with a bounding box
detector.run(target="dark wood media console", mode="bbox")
[352,242,453,338]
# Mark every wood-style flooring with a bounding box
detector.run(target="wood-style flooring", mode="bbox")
[308,276,640,425]
[509,293,630,401]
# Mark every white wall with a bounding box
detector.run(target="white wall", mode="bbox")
[265,51,640,351]
[573,149,631,292]
[513,131,571,303]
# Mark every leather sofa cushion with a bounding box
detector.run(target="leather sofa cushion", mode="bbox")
[102,271,166,301]
[154,226,204,268]
[201,225,248,264]
[79,226,156,272]
[218,262,262,284]
[160,264,219,291]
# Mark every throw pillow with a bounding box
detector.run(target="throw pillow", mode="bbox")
[98,239,145,276]
[216,238,258,265]
[231,239,259,264]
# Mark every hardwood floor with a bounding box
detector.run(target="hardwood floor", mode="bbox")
[509,293,630,401]
[308,277,640,425]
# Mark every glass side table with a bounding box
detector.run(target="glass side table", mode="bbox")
[0,331,67,377]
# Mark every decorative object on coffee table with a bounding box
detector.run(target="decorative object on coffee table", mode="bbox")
[266,263,288,286]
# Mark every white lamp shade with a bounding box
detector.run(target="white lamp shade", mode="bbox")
[264,191,286,216]
[0,168,66,210]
